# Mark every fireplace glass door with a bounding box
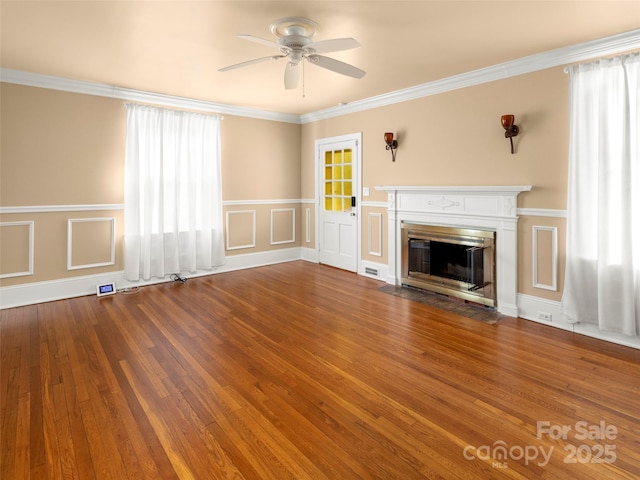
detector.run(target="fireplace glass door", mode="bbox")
[402,223,496,307]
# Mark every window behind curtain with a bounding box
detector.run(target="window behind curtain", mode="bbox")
[562,53,639,336]
[124,104,225,281]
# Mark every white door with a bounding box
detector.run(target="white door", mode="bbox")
[317,134,360,272]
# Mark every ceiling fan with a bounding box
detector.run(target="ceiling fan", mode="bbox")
[219,17,366,89]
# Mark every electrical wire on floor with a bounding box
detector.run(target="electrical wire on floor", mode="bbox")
[171,273,188,284]
[119,286,143,295]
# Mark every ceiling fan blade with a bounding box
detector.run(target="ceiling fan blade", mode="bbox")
[306,38,360,54]
[306,55,366,79]
[284,62,301,90]
[219,55,284,72]
[237,34,282,50]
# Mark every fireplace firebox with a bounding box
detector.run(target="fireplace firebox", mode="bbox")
[401,222,496,307]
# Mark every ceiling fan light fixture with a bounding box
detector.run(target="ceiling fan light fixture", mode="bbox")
[219,17,366,90]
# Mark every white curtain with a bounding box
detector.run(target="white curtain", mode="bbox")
[562,53,640,336]
[124,104,225,281]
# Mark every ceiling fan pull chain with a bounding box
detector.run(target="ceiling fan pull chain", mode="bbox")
[302,59,306,98]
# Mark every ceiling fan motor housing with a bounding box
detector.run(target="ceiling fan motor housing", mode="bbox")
[270,17,319,38]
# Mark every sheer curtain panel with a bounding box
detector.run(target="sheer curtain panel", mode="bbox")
[562,53,640,336]
[124,104,224,281]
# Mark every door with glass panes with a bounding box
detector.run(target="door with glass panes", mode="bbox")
[317,135,359,272]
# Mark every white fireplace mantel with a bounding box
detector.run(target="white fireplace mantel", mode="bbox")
[375,185,532,317]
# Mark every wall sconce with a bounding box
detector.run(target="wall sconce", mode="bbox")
[384,132,398,161]
[501,115,520,154]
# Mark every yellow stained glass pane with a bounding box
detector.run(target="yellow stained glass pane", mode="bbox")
[334,181,343,195]
[335,150,343,164]
[344,181,352,196]
[325,151,332,165]
[325,166,332,180]
[325,197,333,211]
[344,164,352,181]
[344,149,352,163]
[334,198,343,212]
[334,166,342,180]
[324,182,332,195]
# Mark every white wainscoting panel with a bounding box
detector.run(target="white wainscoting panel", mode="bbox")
[532,225,558,291]
[226,210,256,250]
[270,208,296,245]
[367,212,383,257]
[305,208,311,243]
[67,217,116,270]
[0,221,34,278]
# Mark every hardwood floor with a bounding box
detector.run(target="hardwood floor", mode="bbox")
[2,261,639,479]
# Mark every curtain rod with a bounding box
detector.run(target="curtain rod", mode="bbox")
[564,51,640,73]
[123,102,224,120]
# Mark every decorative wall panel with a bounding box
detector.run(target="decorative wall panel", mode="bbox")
[226,210,256,250]
[532,225,558,291]
[367,212,383,257]
[270,208,296,245]
[67,217,115,270]
[0,221,34,278]
[305,208,311,243]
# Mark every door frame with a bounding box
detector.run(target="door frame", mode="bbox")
[314,132,362,273]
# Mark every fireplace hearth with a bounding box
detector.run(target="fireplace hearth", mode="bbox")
[402,223,496,307]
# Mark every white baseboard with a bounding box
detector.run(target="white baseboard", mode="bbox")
[0,247,304,310]
[1,271,130,310]
[359,259,388,282]
[517,293,640,350]
[3,255,639,351]
[516,293,572,328]
[300,246,319,263]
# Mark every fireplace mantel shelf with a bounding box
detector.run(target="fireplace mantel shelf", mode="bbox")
[375,185,532,194]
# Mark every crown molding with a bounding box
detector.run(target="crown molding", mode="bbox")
[2,29,638,124]
[300,28,640,123]
[0,68,301,124]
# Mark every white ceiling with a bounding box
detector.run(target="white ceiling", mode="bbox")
[2,1,639,116]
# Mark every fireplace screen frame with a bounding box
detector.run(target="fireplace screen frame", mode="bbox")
[401,222,496,307]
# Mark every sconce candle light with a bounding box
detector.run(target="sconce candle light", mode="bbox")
[384,132,398,161]
[501,115,520,154]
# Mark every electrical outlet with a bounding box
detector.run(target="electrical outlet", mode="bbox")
[538,311,553,321]
[363,187,370,197]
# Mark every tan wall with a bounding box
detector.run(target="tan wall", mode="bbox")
[0,83,301,286]
[302,66,570,301]
[1,84,126,206]
[221,115,301,200]
[2,65,569,303]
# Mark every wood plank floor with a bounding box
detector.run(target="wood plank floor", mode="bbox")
[2,261,639,479]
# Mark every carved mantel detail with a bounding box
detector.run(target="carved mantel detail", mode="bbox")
[427,196,460,210]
